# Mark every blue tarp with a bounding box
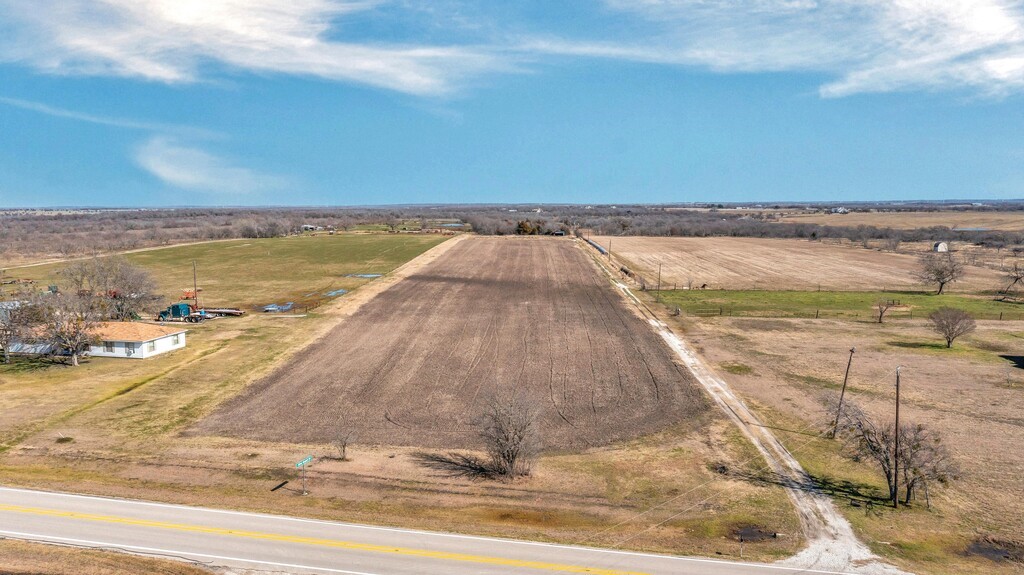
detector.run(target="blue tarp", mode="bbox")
[263,302,294,312]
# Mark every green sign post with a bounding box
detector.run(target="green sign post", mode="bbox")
[296,455,313,495]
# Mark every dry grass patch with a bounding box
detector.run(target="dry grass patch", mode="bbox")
[0,539,212,575]
[664,308,1024,575]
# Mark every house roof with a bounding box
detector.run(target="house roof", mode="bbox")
[92,322,187,343]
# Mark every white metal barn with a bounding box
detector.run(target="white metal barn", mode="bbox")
[933,241,949,252]
[90,322,187,359]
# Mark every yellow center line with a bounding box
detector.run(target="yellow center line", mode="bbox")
[0,504,647,575]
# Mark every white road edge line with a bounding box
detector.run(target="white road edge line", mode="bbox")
[0,486,854,575]
[0,529,380,575]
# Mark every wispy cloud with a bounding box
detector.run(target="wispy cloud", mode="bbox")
[2,1,1024,98]
[135,137,287,194]
[0,96,216,137]
[528,0,1024,97]
[0,0,502,95]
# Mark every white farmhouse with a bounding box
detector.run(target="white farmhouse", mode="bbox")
[90,322,187,359]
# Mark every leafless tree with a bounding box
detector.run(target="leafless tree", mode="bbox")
[875,300,895,323]
[478,392,540,480]
[928,307,976,348]
[104,259,160,321]
[1001,260,1024,295]
[915,253,965,295]
[898,423,959,507]
[837,402,899,503]
[58,257,160,321]
[333,426,356,461]
[835,399,958,508]
[883,233,902,252]
[39,293,100,366]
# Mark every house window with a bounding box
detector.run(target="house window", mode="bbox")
[172,334,180,345]
[147,341,156,353]
[125,342,135,356]
[104,341,114,353]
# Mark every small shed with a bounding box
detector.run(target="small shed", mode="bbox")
[933,241,949,252]
[90,322,187,359]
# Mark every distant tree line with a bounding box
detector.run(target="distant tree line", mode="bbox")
[3,203,1024,263]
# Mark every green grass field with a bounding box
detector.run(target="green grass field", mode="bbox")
[11,234,447,310]
[659,289,1024,320]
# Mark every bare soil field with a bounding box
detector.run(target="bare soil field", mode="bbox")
[668,312,1024,575]
[594,236,1004,292]
[197,236,707,449]
[779,210,1024,231]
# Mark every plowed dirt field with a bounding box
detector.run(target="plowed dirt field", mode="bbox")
[197,237,705,449]
[593,236,1003,292]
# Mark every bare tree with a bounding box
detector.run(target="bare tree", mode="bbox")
[39,293,99,366]
[103,259,160,321]
[837,402,899,503]
[915,253,965,295]
[836,399,959,508]
[928,307,976,348]
[1001,260,1024,295]
[883,233,902,252]
[898,423,959,507]
[58,257,160,321]
[874,300,895,323]
[478,392,540,480]
[333,426,356,461]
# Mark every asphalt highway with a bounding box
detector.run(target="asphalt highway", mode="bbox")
[0,487,852,574]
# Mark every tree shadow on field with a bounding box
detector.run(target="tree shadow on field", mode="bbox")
[886,340,948,351]
[724,465,889,507]
[412,451,498,480]
[0,355,64,374]
[1001,355,1024,370]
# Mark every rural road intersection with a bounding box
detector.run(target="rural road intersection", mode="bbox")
[0,486,856,575]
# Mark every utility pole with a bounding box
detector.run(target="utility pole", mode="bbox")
[192,260,200,309]
[893,366,901,509]
[656,263,663,302]
[830,347,856,438]
[607,239,612,261]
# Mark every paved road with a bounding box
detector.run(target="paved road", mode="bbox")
[0,487,853,575]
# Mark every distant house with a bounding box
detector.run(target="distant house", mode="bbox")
[933,241,949,253]
[831,207,849,214]
[90,322,187,359]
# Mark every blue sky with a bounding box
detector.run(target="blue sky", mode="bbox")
[1,0,1023,207]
